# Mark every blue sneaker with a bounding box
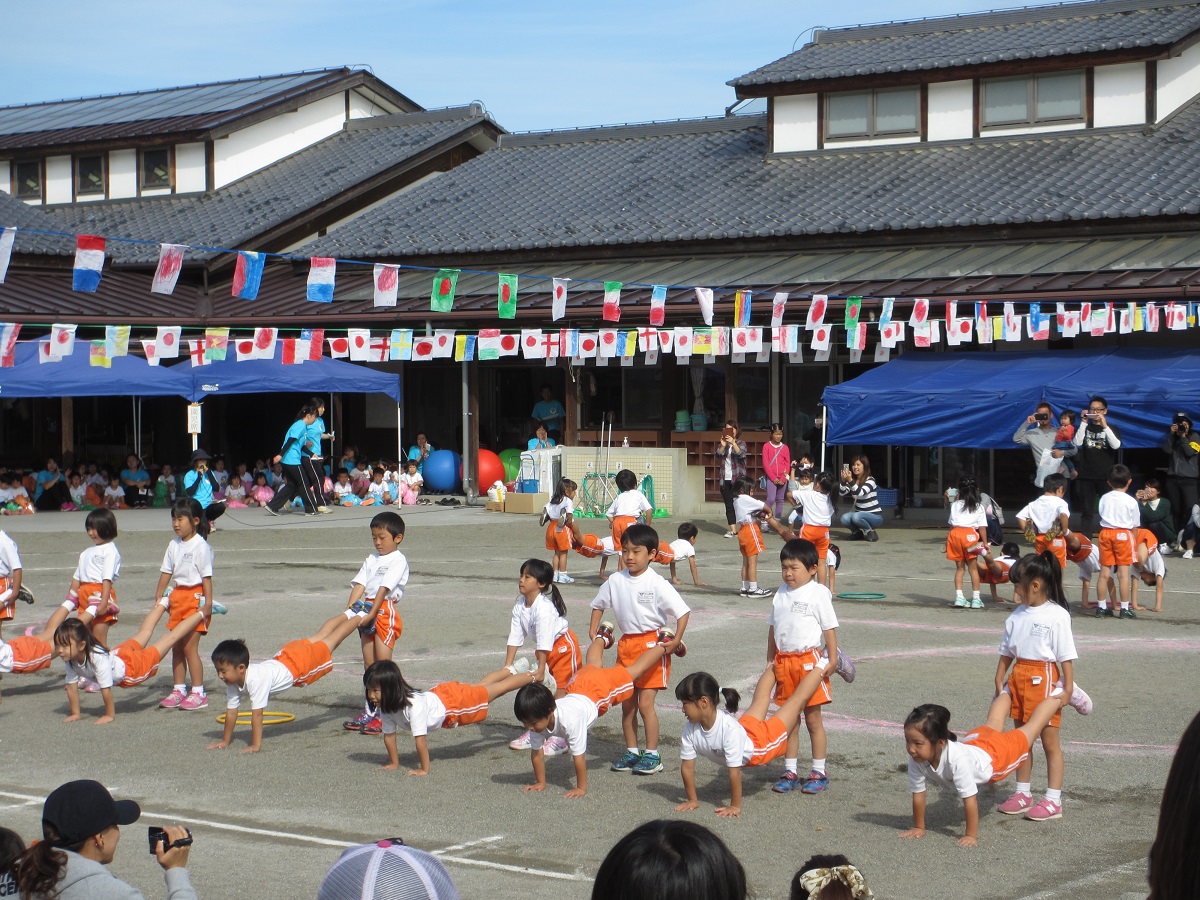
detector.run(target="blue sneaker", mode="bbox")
[210,601,227,616]
[772,771,801,793]
[611,750,642,772]
[801,770,830,793]
[632,751,663,775]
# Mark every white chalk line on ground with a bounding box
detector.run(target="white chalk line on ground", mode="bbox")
[0,790,584,880]
[1014,857,1146,900]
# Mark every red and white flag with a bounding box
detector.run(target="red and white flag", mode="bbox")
[852,322,867,352]
[874,343,891,363]
[602,282,622,323]
[140,339,161,366]
[551,278,569,321]
[431,330,456,359]
[1089,304,1108,336]
[1146,302,1160,332]
[252,327,278,360]
[0,227,14,284]
[880,321,905,348]
[806,295,827,330]
[348,329,370,361]
[49,324,77,358]
[188,339,209,367]
[946,314,973,346]
[281,338,303,365]
[576,332,599,359]
[521,330,545,359]
[598,329,619,358]
[810,324,831,352]
[673,327,693,358]
[307,257,336,304]
[234,338,256,361]
[909,298,929,327]
[649,285,667,327]
[1003,304,1021,342]
[913,322,932,348]
[1167,302,1188,330]
[373,264,399,307]
[370,335,390,362]
[151,244,186,295]
[155,326,181,359]
[38,341,55,364]
[0,323,20,367]
[411,335,436,361]
[732,327,763,354]
[328,336,351,358]
[770,292,789,328]
[306,328,324,361]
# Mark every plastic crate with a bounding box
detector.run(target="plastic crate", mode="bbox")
[876,488,899,508]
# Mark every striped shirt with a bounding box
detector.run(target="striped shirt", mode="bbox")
[840,477,881,515]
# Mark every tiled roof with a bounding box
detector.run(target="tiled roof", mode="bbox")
[730,0,1200,90]
[308,100,1200,260]
[0,192,75,256]
[45,106,500,265]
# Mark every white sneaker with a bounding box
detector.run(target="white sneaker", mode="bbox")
[1160,545,1173,556]
[1183,549,1194,559]
[509,730,534,750]
[506,657,532,676]
[542,736,569,757]
[542,669,558,692]
[554,573,575,584]
[1052,680,1093,715]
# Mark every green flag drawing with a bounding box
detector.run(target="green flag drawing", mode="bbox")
[430,268,460,313]
[844,296,862,331]
[498,273,518,319]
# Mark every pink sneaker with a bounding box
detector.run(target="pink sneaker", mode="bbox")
[1024,798,1063,821]
[179,692,209,711]
[998,791,1033,815]
[160,688,186,709]
[542,736,569,757]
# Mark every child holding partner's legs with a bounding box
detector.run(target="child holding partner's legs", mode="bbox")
[209,607,369,753]
[946,475,988,608]
[569,522,619,578]
[342,512,409,734]
[767,539,856,795]
[790,471,836,586]
[513,630,680,798]
[364,659,541,774]
[606,469,652,572]
[155,499,216,712]
[506,559,580,754]
[543,478,578,584]
[900,686,1091,847]
[588,524,690,776]
[1016,473,1071,570]
[994,552,1088,822]
[67,509,121,647]
[54,605,205,725]
[1095,464,1139,618]
[733,477,792,597]
[0,528,32,640]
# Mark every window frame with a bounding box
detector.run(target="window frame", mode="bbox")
[12,159,43,201]
[138,147,174,192]
[73,153,107,198]
[981,70,1086,128]
[823,86,921,141]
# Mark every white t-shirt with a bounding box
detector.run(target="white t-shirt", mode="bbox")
[0,640,14,674]
[1133,549,1166,580]
[530,693,596,756]
[225,484,247,502]
[668,538,696,561]
[400,471,423,488]
[160,534,214,587]
[103,485,124,503]
[74,543,121,584]
[352,550,409,602]
[65,649,125,690]
[680,709,755,767]
[948,499,987,529]
[508,594,570,652]
[69,483,87,505]
[333,481,354,500]
[544,496,574,527]
[607,490,651,519]
[1016,495,1070,534]
[1098,491,1139,529]
[998,601,1078,663]
[87,473,107,488]
[226,660,294,710]
[1075,545,1101,581]
[212,469,229,489]
[392,691,448,737]
[0,531,21,580]
[908,738,994,799]
[792,490,833,527]
[367,481,391,502]
[0,486,14,503]
[590,567,690,634]
[733,494,767,526]
[768,581,839,653]
[594,535,619,557]
[1034,449,1067,487]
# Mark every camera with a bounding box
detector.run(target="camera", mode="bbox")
[148,826,193,855]
[1034,413,1049,422]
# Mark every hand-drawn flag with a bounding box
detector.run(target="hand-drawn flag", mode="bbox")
[306,258,336,304]
[370,335,390,362]
[187,339,210,367]
[234,338,256,361]
[454,334,476,362]
[913,322,932,348]
[232,251,265,300]
[694,287,713,326]
[89,341,111,368]
[599,329,619,358]
[874,343,891,363]
[430,269,459,312]
[733,327,763,354]
[1003,303,1021,342]
[389,329,413,361]
[1119,308,1133,334]
[578,332,599,359]
[151,244,186,295]
[411,335,435,361]
[693,327,713,355]
[976,306,994,344]
[302,327,324,361]
[561,329,580,359]
[733,290,752,328]
[843,297,862,340]
[521,330,545,359]
[49,324,77,358]
[810,324,831,352]
[373,264,399,307]
[770,292,789,328]
[806,295,827,330]
[348,329,370,361]
[0,227,14,284]
[650,285,667,327]
[1145,302,1160,332]
[1089,304,1108,336]
[1028,303,1049,340]
[431,330,456,359]
[105,325,130,357]
[497,274,518,320]
[38,341,55,364]
[551,278,570,321]
[73,236,106,292]
[880,321,905,348]
[204,327,229,361]
[879,298,894,326]
[0,323,21,367]
[946,313,973,346]
[909,298,929,327]
[602,282,622,322]
[1167,302,1188,330]
[155,325,181,359]
[673,327,693,358]
[328,336,351,358]
[477,329,503,361]
[141,339,161,366]
[281,338,303,365]
[251,327,277,360]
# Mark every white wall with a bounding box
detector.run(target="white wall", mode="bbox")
[175,142,206,193]
[1094,62,1146,127]
[825,134,922,149]
[45,155,71,204]
[771,94,819,153]
[348,90,391,120]
[109,149,137,198]
[981,121,1088,138]
[927,80,973,141]
[213,93,345,187]
[0,161,10,196]
[1157,42,1200,121]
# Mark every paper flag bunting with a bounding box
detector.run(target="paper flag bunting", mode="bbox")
[733,290,751,327]
[598,329,619,358]
[712,327,730,356]
[674,327,693,357]
[694,288,713,326]
[72,235,106,293]
[328,336,350,358]
[454,334,476,362]
[810,324,831,352]
[250,327,276,360]
[844,297,862,338]
[1119,309,1132,334]
[946,314,973,346]
[880,321,904,348]
[303,327,324,361]
[1089,304,1107,336]
[848,346,862,364]
[390,329,413,361]
[519,330,542,359]
[0,227,14,284]
[788,345,804,364]
[141,339,160,366]
[370,335,390,362]
[879,298,894,326]
[232,251,265,300]
[188,339,209,367]
[770,292,789,328]
[693,328,712,355]
[89,340,110,368]
[977,311,994,344]
[497,273,518,320]
[552,278,569,321]
[733,327,763,354]
[602,281,622,322]
[234,338,256,361]
[814,346,831,362]
[50,324,76,358]
[578,332,599,358]
[411,335,435,360]
[650,285,667,327]
[204,327,229,361]
[909,298,929,327]
[806,295,827,330]
[431,330,456,359]
[430,269,460,312]
[1028,303,1049,340]
[636,326,658,352]
[155,325,181,359]
[1167,302,1188,331]
[1146,302,1160,332]
[38,341,54,364]
[348,328,370,361]
[281,338,303,365]
[620,331,637,357]
[645,338,659,365]
[874,343,890,363]
[106,325,130,357]
[0,323,20,367]
[151,244,186,295]
[373,264,399,307]
[913,322,931,348]
[561,329,580,359]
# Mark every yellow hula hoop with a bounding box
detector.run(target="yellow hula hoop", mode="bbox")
[215,711,296,726]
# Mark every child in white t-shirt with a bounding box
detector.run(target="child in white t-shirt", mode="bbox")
[606,469,652,573]
[667,522,704,586]
[0,529,30,638]
[945,477,988,608]
[543,478,578,584]
[732,478,790,596]
[398,461,423,506]
[1016,474,1071,570]
[364,467,392,506]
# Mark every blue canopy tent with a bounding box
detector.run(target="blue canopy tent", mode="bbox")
[821,349,1200,449]
[0,341,192,398]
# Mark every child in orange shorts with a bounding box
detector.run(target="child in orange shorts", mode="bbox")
[67,508,121,647]
[543,478,578,584]
[789,472,836,586]
[975,542,1021,603]
[1131,528,1167,613]
[0,599,85,701]
[1095,464,1139,618]
[606,469,652,572]
[946,476,988,609]
[0,528,32,640]
[1016,473,1071,570]
[732,477,791,597]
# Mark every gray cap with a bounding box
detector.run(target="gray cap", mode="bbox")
[318,841,459,900]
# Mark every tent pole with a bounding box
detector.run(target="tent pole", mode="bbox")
[460,361,472,501]
[819,404,828,472]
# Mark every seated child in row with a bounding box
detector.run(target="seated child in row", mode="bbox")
[0,473,33,515]
[246,472,275,508]
[398,460,423,505]
[223,474,248,508]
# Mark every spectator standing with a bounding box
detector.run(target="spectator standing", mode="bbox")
[1013,403,1060,470]
[761,423,791,520]
[1163,413,1199,545]
[531,384,566,442]
[1072,397,1121,537]
[714,421,748,540]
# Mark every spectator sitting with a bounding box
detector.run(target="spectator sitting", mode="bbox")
[119,454,153,509]
[406,433,435,474]
[34,458,73,511]
[1137,479,1175,550]
[103,475,126,510]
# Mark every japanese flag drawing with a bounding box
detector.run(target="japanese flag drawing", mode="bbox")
[1003,303,1021,342]
[599,329,619,358]
[38,341,55,364]
[521,329,545,359]
[806,294,827,330]
[880,321,905,348]
[140,339,161,366]
[673,327,693,358]
[252,327,278,360]
[411,335,436,361]
[1167,302,1188,330]
[770,292,789,328]
[155,326,182,359]
[733,327,763,354]
[347,329,370,361]
[909,298,929,327]
[50,324,76,358]
[235,338,256,361]
[373,264,399,307]
[874,343,891,363]
[430,330,456,359]
[947,313,973,346]
[328,336,351,359]
[151,243,186,295]
[1060,308,1080,338]
[810,324,831,352]
[578,332,599,359]
[551,278,570,322]
[848,346,863,364]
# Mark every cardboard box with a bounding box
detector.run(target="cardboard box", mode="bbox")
[502,492,548,514]
[485,499,505,512]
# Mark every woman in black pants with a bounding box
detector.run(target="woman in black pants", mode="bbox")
[266,405,322,516]
[300,398,333,513]
[714,420,748,539]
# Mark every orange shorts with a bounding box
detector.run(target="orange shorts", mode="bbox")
[1009,659,1063,729]
[547,631,582,687]
[1135,528,1158,556]
[0,576,13,620]
[1067,533,1094,564]
[78,582,119,625]
[611,515,636,548]
[564,663,635,716]
[772,648,831,707]
[738,521,765,558]
[545,521,571,553]
[1099,528,1134,567]
[7,635,53,672]
[799,524,830,559]
[945,526,982,562]
[374,599,403,649]
[574,533,605,559]
[430,682,490,728]
[978,559,1012,585]
[962,724,1031,783]
[739,714,790,767]
[617,631,670,690]
[274,638,333,687]
[1034,534,1068,571]
[654,545,675,565]
[113,639,162,687]
[168,584,208,635]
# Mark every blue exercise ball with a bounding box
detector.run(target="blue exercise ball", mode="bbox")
[423,449,461,492]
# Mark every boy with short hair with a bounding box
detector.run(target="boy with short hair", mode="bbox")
[1016,473,1071,570]
[364,467,391,507]
[668,522,705,586]
[767,539,853,796]
[1096,464,1139,619]
[208,608,368,753]
[588,524,690,776]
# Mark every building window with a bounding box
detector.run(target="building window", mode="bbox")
[13,160,42,200]
[982,71,1084,127]
[139,148,172,190]
[826,87,920,140]
[75,154,105,196]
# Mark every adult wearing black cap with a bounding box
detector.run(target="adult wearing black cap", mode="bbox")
[13,779,198,899]
[183,449,225,534]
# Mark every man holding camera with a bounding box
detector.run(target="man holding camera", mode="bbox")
[1163,412,1199,544]
[1013,403,1063,481]
[1072,396,1121,537]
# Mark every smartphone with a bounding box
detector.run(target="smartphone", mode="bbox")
[841,463,850,472]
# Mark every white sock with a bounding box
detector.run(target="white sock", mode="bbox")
[971,591,981,601]
[1120,601,1130,610]
[627,747,639,755]
[741,581,749,591]
[61,600,75,611]
[174,683,186,693]
[749,582,759,591]
[955,590,964,600]
[1098,600,1108,609]
[344,608,360,620]
[158,596,170,609]
[811,757,826,775]
[1044,788,1062,803]
[1015,782,1031,795]
[785,758,798,774]
[191,686,205,697]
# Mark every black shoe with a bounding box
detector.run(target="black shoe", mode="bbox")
[1094,606,1115,618]
[864,530,879,543]
[16,585,34,604]
[850,531,864,541]
[265,506,282,517]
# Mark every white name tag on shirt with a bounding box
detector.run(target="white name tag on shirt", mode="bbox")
[790,601,812,616]
[637,590,657,605]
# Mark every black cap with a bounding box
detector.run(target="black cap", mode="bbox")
[43,780,141,845]
[189,448,212,464]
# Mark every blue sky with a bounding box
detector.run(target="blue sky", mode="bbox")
[3,0,1043,132]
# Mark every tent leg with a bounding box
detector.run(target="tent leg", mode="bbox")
[819,404,828,472]
[460,361,474,502]
[396,405,403,478]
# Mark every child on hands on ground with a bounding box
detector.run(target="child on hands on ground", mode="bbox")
[1095,464,1139,619]
[588,523,690,776]
[155,499,217,712]
[975,542,1021,603]
[733,477,792,597]
[0,600,85,702]
[668,522,705,586]
[946,476,988,608]
[1131,528,1167,613]
[568,522,620,579]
